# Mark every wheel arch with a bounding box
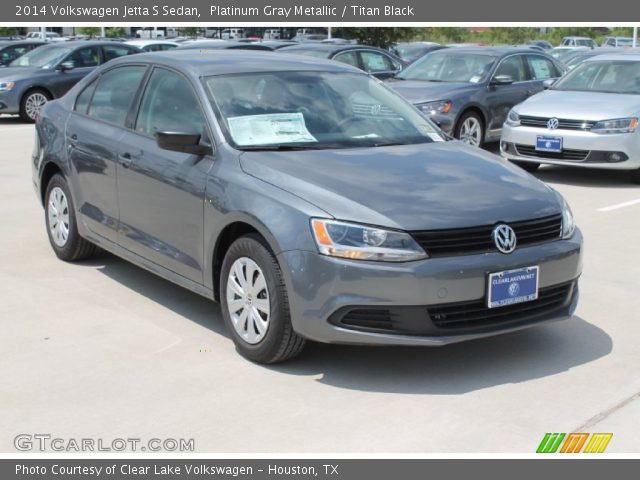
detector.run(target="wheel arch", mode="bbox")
[39,162,64,205]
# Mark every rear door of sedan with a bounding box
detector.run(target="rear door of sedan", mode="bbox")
[115,66,215,283]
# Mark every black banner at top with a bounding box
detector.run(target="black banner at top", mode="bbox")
[2,0,640,23]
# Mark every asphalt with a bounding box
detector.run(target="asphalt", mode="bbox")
[1,117,639,453]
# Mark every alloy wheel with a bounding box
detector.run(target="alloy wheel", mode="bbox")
[25,92,48,120]
[458,117,483,146]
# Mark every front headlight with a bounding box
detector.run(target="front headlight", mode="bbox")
[0,81,15,92]
[561,198,576,239]
[311,219,428,262]
[416,100,452,116]
[505,109,520,126]
[591,117,638,134]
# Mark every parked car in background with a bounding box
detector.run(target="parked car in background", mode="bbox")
[560,37,598,48]
[0,41,141,121]
[602,36,634,48]
[501,53,640,183]
[177,41,273,51]
[548,46,592,62]
[26,31,66,42]
[258,40,299,50]
[280,43,406,79]
[391,42,446,64]
[0,40,44,67]
[563,51,606,70]
[32,50,582,363]
[291,34,328,42]
[125,40,179,52]
[528,40,553,50]
[389,47,565,146]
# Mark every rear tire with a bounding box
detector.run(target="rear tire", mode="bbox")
[220,235,305,364]
[44,174,96,261]
[631,168,640,184]
[511,160,541,172]
[20,88,50,122]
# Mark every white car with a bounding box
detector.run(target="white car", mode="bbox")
[125,40,179,52]
[500,53,640,183]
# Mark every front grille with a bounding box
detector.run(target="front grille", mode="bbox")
[515,144,589,161]
[339,308,394,331]
[519,116,596,131]
[411,214,562,257]
[429,282,574,329]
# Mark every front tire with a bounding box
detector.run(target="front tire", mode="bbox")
[20,89,50,122]
[220,235,305,363]
[511,160,541,172]
[44,174,96,261]
[455,111,484,147]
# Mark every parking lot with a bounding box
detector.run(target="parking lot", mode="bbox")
[1,115,639,453]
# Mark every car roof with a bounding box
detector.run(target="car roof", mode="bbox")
[428,46,542,56]
[106,49,364,76]
[126,39,179,46]
[583,52,640,61]
[280,43,390,54]
[0,39,44,46]
[177,40,273,50]
[37,40,132,50]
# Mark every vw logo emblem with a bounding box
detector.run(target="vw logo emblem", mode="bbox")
[370,104,382,115]
[547,117,559,130]
[492,224,517,254]
[508,282,520,297]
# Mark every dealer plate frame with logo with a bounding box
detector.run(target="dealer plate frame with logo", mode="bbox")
[488,266,539,308]
[536,136,563,153]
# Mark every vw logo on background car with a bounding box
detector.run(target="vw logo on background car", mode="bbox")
[492,224,517,254]
[547,117,559,130]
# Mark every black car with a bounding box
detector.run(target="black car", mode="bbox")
[0,41,141,121]
[279,43,406,79]
[0,40,45,67]
[177,41,274,51]
[388,47,566,146]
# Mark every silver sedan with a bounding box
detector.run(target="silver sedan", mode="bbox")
[500,53,640,183]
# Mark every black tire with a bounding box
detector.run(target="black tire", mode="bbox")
[220,234,305,364]
[511,160,541,172]
[19,88,51,123]
[631,169,640,184]
[454,111,485,147]
[44,174,96,261]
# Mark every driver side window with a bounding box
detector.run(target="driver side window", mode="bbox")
[65,47,101,68]
[494,55,527,82]
[135,68,206,137]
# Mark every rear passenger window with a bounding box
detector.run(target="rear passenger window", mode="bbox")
[527,55,558,80]
[74,78,98,114]
[103,45,138,62]
[135,68,205,137]
[87,66,146,126]
[333,51,359,68]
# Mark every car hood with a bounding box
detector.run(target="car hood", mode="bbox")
[387,79,474,104]
[239,142,560,231]
[0,66,49,81]
[515,90,640,120]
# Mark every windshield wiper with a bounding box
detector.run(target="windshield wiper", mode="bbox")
[237,144,336,151]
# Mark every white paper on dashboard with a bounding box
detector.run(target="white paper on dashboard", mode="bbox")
[227,113,317,146]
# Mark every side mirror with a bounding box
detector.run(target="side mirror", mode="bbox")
[543,78,557,89]
[156,131,211,156]
[59,61,74,71]
[491,74,514,85]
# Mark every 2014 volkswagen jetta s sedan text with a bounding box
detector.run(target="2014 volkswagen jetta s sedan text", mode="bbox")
[32,51,583,363]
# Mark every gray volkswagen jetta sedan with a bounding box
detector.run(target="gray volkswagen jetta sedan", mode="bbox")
[32,51,583,363]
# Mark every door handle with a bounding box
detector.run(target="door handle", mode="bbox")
[118,152,132,168]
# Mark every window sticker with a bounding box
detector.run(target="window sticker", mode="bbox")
[227,113,317,146]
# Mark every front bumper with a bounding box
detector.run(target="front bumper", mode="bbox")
[501,123,640,170]
[0,90,21,114]
[277,229,583,346]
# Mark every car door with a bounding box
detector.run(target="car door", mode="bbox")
[358,50,402,79]
[66,65,148,242]
[485,54,531,132]
[116,67,214,283]
[525,54,563,93]
[50,45,102,97]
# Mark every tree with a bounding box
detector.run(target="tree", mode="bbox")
[178,27,204,39]
[333,27,420,49]
[78,27,101,39]
[0,27,18,37]
[105,27,126,38]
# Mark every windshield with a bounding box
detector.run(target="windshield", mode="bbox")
[10,45,71,67]
[205,71,445,150]
[552,60,640,94]
[397,52,496,82]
